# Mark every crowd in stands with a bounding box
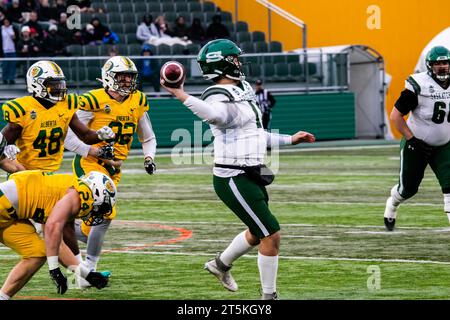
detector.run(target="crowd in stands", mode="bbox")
[0,0,231,85]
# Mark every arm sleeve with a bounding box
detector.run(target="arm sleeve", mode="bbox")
[137,113,157,159]
[64,110,94,157]
[265,131,292,148]
[183,95,230,126]
[394,89,418,115]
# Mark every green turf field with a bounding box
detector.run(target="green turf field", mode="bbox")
[2,144,450,300]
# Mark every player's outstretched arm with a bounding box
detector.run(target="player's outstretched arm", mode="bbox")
[69,113,115,144]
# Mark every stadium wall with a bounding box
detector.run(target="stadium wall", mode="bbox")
[211,0,450,139]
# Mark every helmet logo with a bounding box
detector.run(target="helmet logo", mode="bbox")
[105,180,115,195]
[121,56,134,70]
[104,61,114,72]
[206,51,223,63]
[30,66,43,78]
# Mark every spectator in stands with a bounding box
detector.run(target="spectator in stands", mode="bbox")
[20,0,37,13]
[136,14,158,44]
[43,24,68,56]
[17,25,40,57]
[83,23,98,45]
[5,0,24,24]
[24,11,43,40]
[146,15,191,46]
[66,0,94,13]
[206,14,230,40]
[1,17,18,84]
[102,29,119,45]
[90,17,108,43]
[187,17,206,45]
[254,79,277,130]
[71,29,85,45]
[172,15,189,40]
[57,12,73,44]
[55,0,67,19]
[38,0,57,23]
[137,44,160,93]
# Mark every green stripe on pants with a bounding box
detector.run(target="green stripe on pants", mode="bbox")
[213,174,280,239]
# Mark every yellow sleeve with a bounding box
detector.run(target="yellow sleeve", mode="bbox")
[78,91,101,112]
[137,91,149,118]
[2,99,26,125]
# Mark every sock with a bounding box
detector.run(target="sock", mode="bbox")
[443,194,450,223]
[220,230,254,266]
[384,185,405,218]
[0,290,10,300]
[86,255,98,271]
[75,253,83,264]
[258,252,278,294]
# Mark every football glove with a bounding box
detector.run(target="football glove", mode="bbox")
[3,145,20,160]
[407,136,432,158]
[49,268,68,294]
[144,158,156,175]
[96,126,115,141]
[85,271,109,289]
[97,144,114,160]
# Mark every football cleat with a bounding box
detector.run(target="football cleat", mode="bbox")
[384,217,396,231]
[204,253,238,292]
[261,291,279,300]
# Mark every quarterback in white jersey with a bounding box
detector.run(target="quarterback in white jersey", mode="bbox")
[384,46,450,231]
[161,39,315,299]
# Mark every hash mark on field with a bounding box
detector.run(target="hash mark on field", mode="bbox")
[345,231,405,235]
[284,235,334,239]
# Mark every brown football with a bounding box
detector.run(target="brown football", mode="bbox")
[160,61,186,88]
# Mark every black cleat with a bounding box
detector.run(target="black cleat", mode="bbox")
[384,217,396,231]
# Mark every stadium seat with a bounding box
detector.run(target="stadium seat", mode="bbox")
[240,42,254,54]
[120,3,133,13]
[128,44,143,56]
[122,13,136,25]
[107,13,122,24]
[105,3,119,13]
[164,12,177,23]
[123,23,136,34]
[269,41,282,53]
[148,3,161,14]
[190,12,204,24]
[125,33,139,44]
[83,46,100,56]
[186,43,201,55]
[247,64,261,79]
[254,42,268,53]
[91,13,107,23]
[274,63,291,81]
[109,23,123,34]
[161,3,175,12]
[175,2,188,12]
[235,21,248,32]
[235,31,251,43]
[171,43,187,55]
[67,45,83,56]
[188,2,201,12]
[178,12,191,24]
[262,64,275,80]
[87,67,100,82]
[272,54,286,64]
[91,2,105,12]
[133,3,147,13]
[156,44,171,56]
[117,44,129,56]
[252,31,265,42]
[289,62,303,80]
[202,1,217,12]
[220,12,232,22]
[205,12,216,25]
[286,54,300,63]
[103,0,117,4]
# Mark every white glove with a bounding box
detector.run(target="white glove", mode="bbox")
[3,145,20,160]
[96,126,115,141]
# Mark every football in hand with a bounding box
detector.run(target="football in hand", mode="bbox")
[160,61,186,88]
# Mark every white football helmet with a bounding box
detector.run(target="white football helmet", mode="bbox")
[80,171,117,226]
[101,56,138,96]
[26,60,67,103]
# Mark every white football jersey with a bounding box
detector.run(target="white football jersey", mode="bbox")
[200,81,267,177]
[406,72,450,146]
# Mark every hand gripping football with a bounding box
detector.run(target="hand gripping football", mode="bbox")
[160,61,186,88]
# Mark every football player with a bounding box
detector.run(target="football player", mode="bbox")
[0,60,115,173]
[0,170,116,299]
[161,39,315,300]
[384,46,450,231]
[63,56,157,281]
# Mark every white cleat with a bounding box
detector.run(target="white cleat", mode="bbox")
[204,253,238,292]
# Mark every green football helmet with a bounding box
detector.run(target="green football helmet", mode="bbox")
[426,46,450,82]
[197,39,245,81]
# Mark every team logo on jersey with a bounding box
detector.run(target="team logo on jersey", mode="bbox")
[104,104,111,114]
[30,66,43,78]
[30,110,37,119]
[429,85,435,93]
